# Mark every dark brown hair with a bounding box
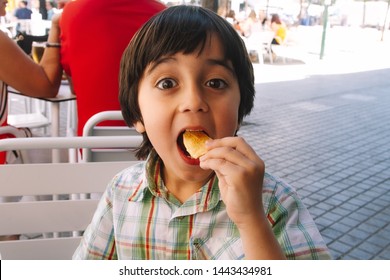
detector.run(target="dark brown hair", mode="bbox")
[119,5,255,159]
[271,14,282,25]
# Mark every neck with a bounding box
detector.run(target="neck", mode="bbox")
[161,164,214,203]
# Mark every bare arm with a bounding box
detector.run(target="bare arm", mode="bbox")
[0,15,62,98]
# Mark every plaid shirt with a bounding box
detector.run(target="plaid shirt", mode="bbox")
[73,151,331,260]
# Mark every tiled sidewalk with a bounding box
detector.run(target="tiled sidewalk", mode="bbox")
[239,67,390,259]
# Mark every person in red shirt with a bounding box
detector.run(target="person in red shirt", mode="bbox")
[60,0,166,136]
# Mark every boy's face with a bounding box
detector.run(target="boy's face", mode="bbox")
[134,34,240,187]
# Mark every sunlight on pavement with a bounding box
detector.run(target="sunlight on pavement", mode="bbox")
[253,26,390,84]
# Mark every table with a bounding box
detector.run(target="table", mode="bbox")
[7,81,76,163]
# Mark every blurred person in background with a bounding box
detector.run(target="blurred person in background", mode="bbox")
[270,13,286,45]
[59,0,166,136]
[13,0,32,32]
[270,13,286,60]
[240,9,261,38]
[31,0,47,19]
[46,1,56,20]
[13,0,32,20]
[225,9,241,33]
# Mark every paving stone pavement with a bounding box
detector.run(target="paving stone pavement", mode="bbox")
[239,64,390,259]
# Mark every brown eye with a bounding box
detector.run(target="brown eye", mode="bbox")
[156,78,177,89]
[206,79,227,89]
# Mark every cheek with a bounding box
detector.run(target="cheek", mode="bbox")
[138,97,169,128]
[213,98,240,136]
[137,84,159,127]
[137,94,172,143]
[220,109,239,133]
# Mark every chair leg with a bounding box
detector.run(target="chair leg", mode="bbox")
[19,150,30,163]
[269,49,273,64]
[258,50,264,64]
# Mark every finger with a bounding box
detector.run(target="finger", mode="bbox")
[206,136,260,162]
[202,146,258,172]
[200,154,264,189]
[203,141,264,173]
[200,156,243,176]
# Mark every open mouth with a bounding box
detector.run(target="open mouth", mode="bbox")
[177,129,209,160]
[177,131,191,158]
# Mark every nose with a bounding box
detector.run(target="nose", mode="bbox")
[179,84,209,113]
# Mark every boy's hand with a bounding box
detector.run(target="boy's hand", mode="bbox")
[200,137,286,259]
[199,136,265,229]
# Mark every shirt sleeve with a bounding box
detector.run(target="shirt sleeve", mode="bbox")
[263,174,332,260]
[72,179,118,260]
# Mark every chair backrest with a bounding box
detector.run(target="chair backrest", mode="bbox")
[81,110,141,162]
[0,134,142,164]
[0,126,32,163]
[0,160,137,260]
[0,135,141,259]
[5,85,51,132]
[1,81,34,164]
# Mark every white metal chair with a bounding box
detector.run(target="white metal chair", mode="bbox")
[0,135,142,158]
[6,86,51,135]
[0,160,137,260]
[0,136,139,259]
[1,81,34,164]
[81,110,141,162]
[0,126,32,164]
[242,31,275,64]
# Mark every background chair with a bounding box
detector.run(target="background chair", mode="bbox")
[1,81,34,164]
[0,134,142,163]
[0,135,140,259]
[0,159,137,259]
[80,110,141,162]
[6,85,51,136]
[0,126,31,164]
[242,31,275,64]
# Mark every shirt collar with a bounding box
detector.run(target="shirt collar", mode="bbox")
[129,150,222,212]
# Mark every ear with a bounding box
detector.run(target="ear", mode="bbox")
[134,121,146,133]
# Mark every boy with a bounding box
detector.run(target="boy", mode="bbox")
[73,5,331,260]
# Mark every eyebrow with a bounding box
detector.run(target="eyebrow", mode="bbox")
[207,58,235,76]
[147,57,176,74]
[147,56,235,76]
